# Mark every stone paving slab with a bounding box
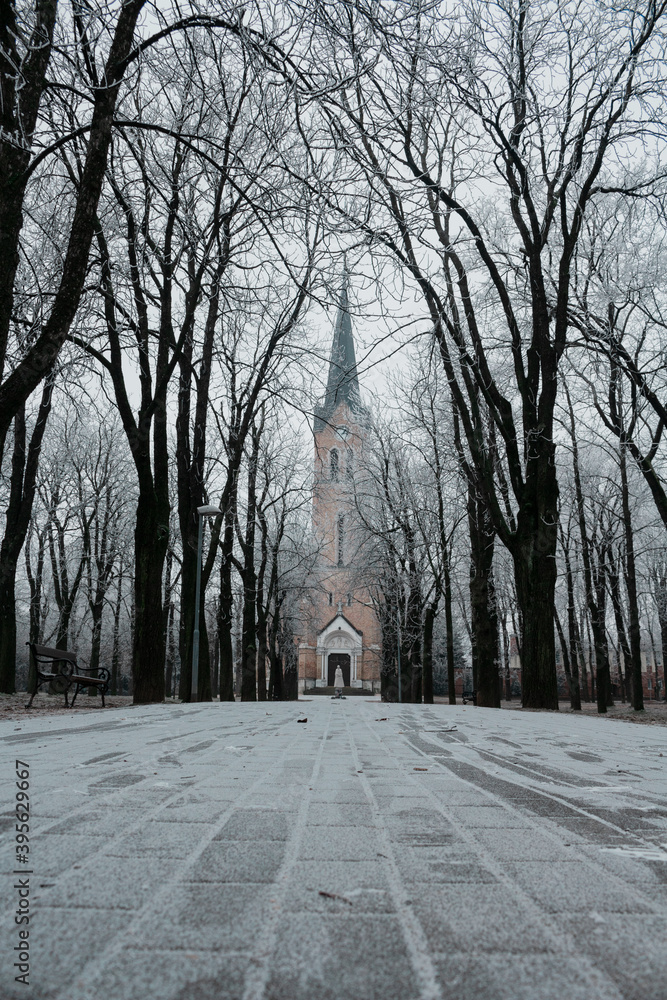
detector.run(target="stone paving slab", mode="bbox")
[2,700,667,999]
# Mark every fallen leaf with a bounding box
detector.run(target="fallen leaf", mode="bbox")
[319,890,352,905]
[414,767,428,771]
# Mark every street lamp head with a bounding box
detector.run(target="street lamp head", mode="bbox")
[197,504,223,517]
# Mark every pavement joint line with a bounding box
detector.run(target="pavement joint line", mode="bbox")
[240,704,333,1000]
[4,702,666,998]
[406,707,667,799]
[0,706,273,746]
[15,711,303,839]
[406,730,667,857]
[458,742,633,791]
[422,720,667,806]
[357,704,632,1000]
[394,721,667,913]
[59,719,308,1000]
[145,720,274,745]
[448,740,611,790]
[343,709,444,1000]
[22,730,269,842]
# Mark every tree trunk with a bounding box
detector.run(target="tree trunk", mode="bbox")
[0,385,53,691]
[512,492,559,711]
[110,565,123,696]
[88,596,104,696]
[608,558,632,703]
[569,396,609,714]
[211,624,220,699]
[25,525,46,693]
[162,549,175,697]
[619,442,644,711]
[165,602,175,699]
[443,554,456,705]
[379,600,398,702]
[176,255,222,702]
[468,482,501,707]
[560,523,588,712]
[587,619,596,703]
[177,528,196,701]
[256,610,267,702]
[0,575,17,693]
[398,629,411,704]
[656,584,667,702]
[407,566,422,704]
[554,609,580,710]
[513,556,558,710]
[132,494,168,703]
[579,611,590,702]
[422,602,436,705]
[217,512,236,702]
[279,609,299,701]
[240,428,260,702]
[267,602,280,700]
[592,567,611,712]
[591,600,611,715]
[256,513,271,703]
[196,613,211,702]
[178,530,212,703]
[470,562,500,708]
[562,540,582,710]
[270,647,283,701]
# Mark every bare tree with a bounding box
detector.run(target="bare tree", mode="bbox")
[292,0,667,708]
[81,421,128,694]
[0,1,148,457]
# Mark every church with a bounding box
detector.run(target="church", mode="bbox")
[297,277,382,694]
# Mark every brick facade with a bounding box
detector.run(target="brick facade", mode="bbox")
[296,280,382,692]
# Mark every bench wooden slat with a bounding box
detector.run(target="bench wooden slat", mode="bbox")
[31,645,78,663]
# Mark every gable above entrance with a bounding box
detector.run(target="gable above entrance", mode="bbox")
[318,613,363,646]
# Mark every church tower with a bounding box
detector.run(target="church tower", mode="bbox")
[298,276,382,693]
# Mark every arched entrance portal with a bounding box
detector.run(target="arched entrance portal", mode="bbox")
[328,653,351,687]
[317,615,363,688]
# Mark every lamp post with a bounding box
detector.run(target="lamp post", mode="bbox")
[191,504,222,701]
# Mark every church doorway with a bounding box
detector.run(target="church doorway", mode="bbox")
[328,653,351,687]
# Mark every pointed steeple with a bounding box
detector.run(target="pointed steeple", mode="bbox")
[314,270,363,431]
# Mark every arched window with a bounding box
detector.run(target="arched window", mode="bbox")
[328,592,333,606]
[346,448,354,478]
[347,592,352,606]
[337,515,344,566]
[330,449,339,482]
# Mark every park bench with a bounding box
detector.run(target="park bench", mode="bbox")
[25,643,110,709]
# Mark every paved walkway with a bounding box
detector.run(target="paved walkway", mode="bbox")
[2,699,667,1000]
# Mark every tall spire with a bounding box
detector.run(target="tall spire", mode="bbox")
[314,269,362,431]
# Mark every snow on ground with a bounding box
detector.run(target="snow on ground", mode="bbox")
[1,699,666,1000]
